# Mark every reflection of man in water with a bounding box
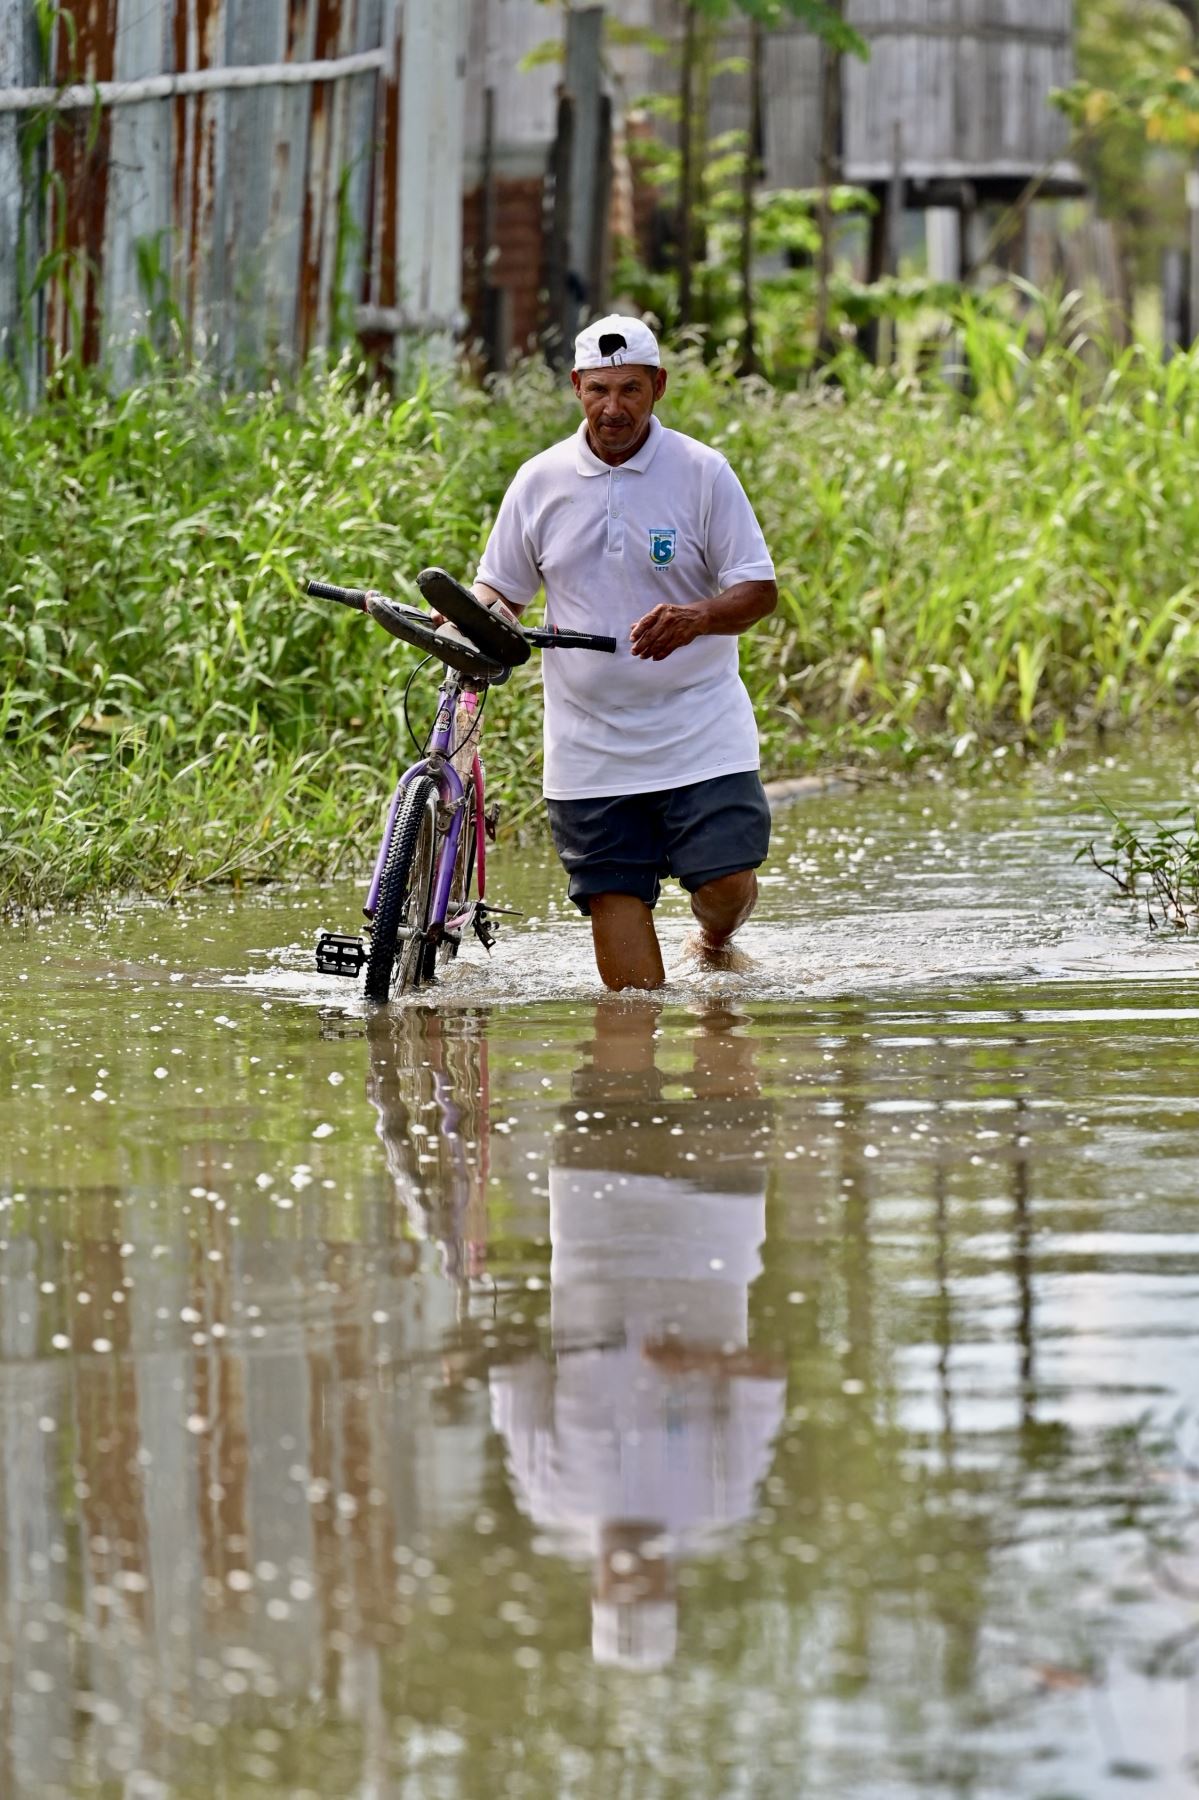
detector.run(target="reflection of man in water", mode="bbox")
[489,1003,785,1669]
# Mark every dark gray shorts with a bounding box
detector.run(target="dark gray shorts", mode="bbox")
[545,771,771,914]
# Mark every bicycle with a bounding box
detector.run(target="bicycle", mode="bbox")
[304,568,616,1002]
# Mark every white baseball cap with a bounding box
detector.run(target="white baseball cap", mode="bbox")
[573,313,661,371]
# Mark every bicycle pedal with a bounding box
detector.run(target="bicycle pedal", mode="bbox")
[316,931,367,977]
[473,904,500,953]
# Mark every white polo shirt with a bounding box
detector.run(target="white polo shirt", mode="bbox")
[475,416,776,800]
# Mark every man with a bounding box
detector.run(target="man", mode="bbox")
[472,314,777,991]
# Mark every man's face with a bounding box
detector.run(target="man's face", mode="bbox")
[571,364,669,460]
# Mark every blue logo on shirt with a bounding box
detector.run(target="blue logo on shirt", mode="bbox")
[649,527,677,567]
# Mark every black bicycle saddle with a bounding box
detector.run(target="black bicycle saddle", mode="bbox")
[416,567,531,667]
[365,592,504,681]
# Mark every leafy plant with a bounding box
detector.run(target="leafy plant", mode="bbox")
[1054,0,1195,284]
[1081,804,1199,929]
[8,294,1199,908]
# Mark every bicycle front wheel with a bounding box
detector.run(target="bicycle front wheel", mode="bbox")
[365,776,439,1002]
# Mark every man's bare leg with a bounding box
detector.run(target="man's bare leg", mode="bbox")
[687,869,758,968]
[589,893,666,991]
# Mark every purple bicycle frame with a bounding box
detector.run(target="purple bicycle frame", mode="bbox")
[363,676,485,930]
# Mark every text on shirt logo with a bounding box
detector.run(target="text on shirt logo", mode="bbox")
[648,527,677,568]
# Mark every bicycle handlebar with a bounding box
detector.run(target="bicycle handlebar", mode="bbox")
[524,626,617,654]
[305,580,368,611]
[305,576,618,657]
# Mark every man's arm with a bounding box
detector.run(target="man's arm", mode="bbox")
[629,579,777,662]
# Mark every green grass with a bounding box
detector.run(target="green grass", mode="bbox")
[6,302,1199,908]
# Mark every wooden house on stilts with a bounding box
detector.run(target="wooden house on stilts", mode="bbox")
[461,0,1084,362]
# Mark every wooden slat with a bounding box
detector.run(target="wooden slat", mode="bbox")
[842,0,1075,182]
[763,30,821,189]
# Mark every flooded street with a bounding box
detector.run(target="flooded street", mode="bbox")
[4,747,1199,1798]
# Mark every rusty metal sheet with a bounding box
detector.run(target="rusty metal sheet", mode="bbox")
[313,0,356,354]
[348,0,387,319]
[0,0,32,376]
[196,0,232,364]
[104,0,175,386]
[225,0,287,368]
[262,0,317,360]
[170,0,231,362]
[48,0,118,368]
[296,0,341,355]
[372,0,401,315]
[341,0,384,331]
[397,0,468,338]
[1,0,471,393]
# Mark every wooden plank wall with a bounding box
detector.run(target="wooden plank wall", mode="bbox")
[844,0,1075,183]
[625,0,1074,191]
[0,0,468,396]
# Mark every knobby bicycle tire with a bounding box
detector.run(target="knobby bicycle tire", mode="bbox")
[365,776,439,1002]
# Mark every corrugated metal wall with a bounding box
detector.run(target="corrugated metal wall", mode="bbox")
[0,0,468,394]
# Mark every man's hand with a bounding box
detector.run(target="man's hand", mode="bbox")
[482,594,522,629]
[629,603,704,661]
[630,580,777,660]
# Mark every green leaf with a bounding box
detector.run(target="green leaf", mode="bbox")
[603,21,670,54]
[776,0,869,59]
[517,37,563,72]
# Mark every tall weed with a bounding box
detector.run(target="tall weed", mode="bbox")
[5,314,1199,906]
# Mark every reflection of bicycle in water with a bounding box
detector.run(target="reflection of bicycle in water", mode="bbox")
[365,1006,496,1362]
[366,999,785,1668]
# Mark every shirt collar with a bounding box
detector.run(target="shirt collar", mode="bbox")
[573,414,664,478]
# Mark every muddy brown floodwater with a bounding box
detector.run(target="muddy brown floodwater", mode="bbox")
[4,741,1199,1798]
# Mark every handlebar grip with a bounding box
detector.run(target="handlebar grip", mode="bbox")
[525,627,617,653]
[305,579,368,611]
